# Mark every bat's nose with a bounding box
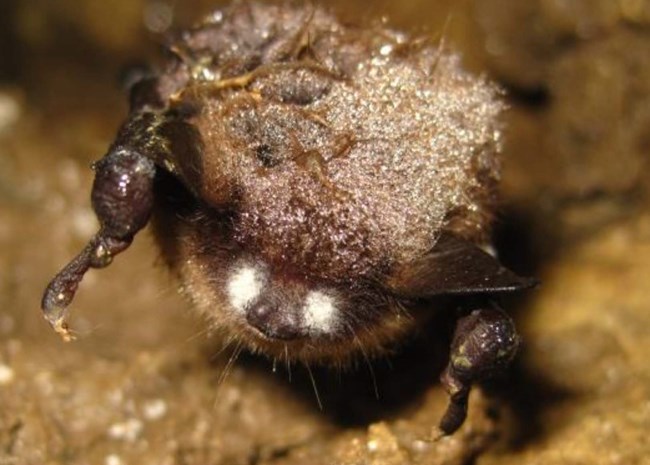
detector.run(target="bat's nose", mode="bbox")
[246,302,305,340]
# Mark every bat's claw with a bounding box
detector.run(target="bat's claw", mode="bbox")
[42,299,76,342]
[52,316,76,342]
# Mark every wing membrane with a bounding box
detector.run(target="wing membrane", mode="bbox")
[388,232,537,298]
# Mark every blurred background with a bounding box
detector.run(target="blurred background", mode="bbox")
[1,1,649,464]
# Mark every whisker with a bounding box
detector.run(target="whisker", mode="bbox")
[185,323,213,344]
[209,337,234,362]
[217,340,243,388]
[212,341,242,411]
[284,344,292,382]
[213,341,244,408]
[349,324,379,400]
[305,363,323,410]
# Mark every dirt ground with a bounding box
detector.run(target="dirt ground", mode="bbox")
[1,1,649,464]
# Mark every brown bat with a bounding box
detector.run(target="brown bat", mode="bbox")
[41,1,535,435]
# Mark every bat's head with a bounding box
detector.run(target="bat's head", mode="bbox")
[150,3,510,363]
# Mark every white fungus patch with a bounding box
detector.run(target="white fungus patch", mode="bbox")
[227,264,265,313]
[303,291,338,334]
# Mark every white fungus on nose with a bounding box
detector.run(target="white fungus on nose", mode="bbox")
[227,264,264,313]
[303,291,338,333]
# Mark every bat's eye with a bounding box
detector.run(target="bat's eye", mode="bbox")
[255,144,281,168]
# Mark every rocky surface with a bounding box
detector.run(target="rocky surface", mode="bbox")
[1,1,649,464]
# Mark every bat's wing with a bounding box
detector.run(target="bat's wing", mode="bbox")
[387,232,537,298]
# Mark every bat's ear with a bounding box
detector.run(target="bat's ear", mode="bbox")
[386,232,537,299]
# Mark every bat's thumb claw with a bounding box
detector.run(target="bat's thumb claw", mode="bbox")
[52,318,76,342]
[42,309,76,342]
[41,294,76,342]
